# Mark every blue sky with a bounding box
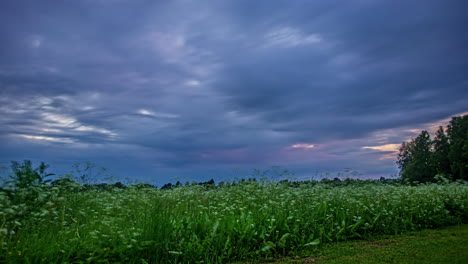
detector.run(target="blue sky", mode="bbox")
[1,0,467,185]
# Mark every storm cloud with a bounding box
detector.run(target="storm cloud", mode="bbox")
[1,0,467,185]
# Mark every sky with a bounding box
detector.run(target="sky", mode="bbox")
[1,0,467,186]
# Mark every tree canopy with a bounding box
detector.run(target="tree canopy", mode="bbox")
[397,114,468,183]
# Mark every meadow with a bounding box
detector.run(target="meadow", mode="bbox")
[1,177,468,263]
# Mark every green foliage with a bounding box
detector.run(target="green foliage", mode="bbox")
[7,160,54,189]
[432,126,451,176]
[398,130,434,184]
[2,160,55,212]
[1,177,467,263]
[297,224,468,264]
[447,115,468,181]
[0,160,61,257]
[397,114,468,184]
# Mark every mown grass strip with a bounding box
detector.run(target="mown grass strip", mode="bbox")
[245,224,468,264]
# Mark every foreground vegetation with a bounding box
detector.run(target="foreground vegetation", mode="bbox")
[1,162,467,263]
[245,224,468,264]
[315,224,468,264]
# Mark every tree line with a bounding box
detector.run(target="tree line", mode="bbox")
[397,114,467,184]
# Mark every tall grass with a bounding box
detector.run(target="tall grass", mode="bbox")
[1,181,467,263]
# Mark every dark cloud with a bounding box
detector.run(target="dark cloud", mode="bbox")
[0,0,467,184]
[212,0,467,141]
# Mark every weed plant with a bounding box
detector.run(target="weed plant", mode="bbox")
[1,165,467,263]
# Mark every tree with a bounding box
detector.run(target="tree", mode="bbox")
[397,114,468,184]
[397,142,413,175]
[447,115,468,180]
[397,130,434,183]
[431,126,452,177]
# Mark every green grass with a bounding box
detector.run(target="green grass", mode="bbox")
[1,181,468,263]
[249,224,468,264]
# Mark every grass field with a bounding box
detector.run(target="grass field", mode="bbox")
[242,224,468,263]
[1,180,467,263]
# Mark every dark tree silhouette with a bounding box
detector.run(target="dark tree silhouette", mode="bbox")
[397,114,467,183]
